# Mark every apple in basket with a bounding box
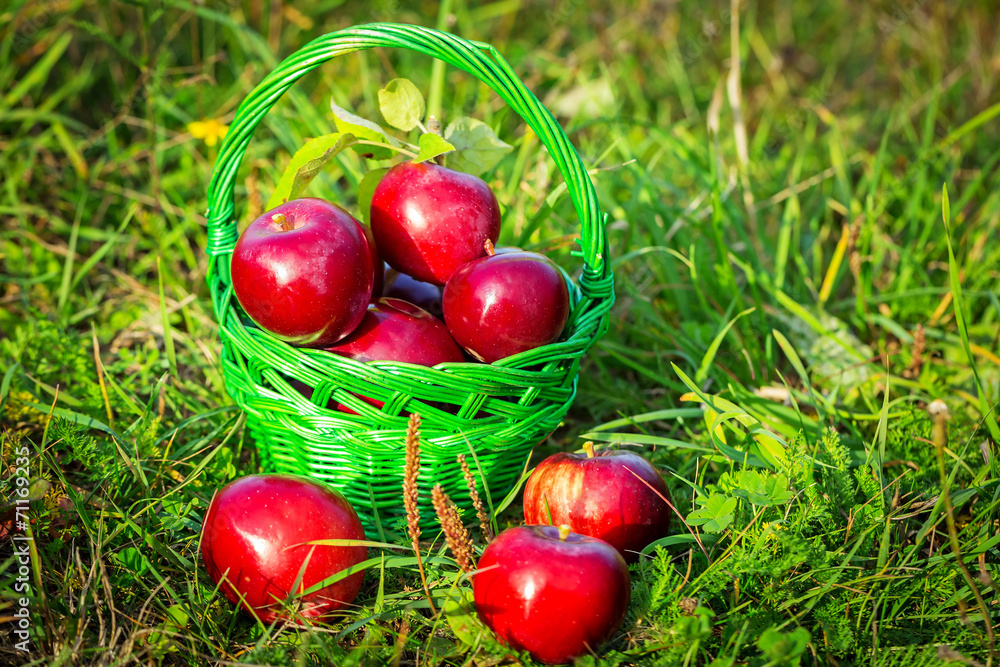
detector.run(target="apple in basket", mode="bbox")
[324,297,464,411]
[327,298,463,367]
[200,474,368,623]
[370,161,501,286]
[473,524,630,664]
[443,242,570,363]
[382,264,444,318]
[230,198,375,347]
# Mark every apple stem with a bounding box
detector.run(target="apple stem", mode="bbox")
[583,441,596,458]
[558,524,571,541]
[484,239,495,256]
[272,213,291,231]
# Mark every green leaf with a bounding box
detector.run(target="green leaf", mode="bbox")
[358,168,389,224]
[20,399,119,439]
[266,133,357,210]
[757,626,811,665]
[443,589,483,646]
[0,362,20,416]
[686,494,737,533]
[378,78,425,132]
[113,546,150,576]
[695,306,755,385]
[330,98,399,160]
[640,534,705,555]
[726,470,794,507]
[443,117,512,175]
[414,133,455,163]
[143,604,189,657]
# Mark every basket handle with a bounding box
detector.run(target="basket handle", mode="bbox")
[205,23,611,300]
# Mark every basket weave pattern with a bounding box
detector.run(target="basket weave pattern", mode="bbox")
[204,23,614,529]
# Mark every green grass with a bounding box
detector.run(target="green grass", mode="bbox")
[1,0,999,664]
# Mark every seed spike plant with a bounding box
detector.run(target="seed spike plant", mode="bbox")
[928,399,996,661]
[431,483,474,573]
[907,323,926,377]
[402,413,435,613]
[457,453,493,543]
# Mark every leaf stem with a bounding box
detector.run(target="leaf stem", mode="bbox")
[354,139,418,159]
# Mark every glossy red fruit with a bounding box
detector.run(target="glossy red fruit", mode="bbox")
[473,525,630,665]
[443,247,569,363]
[325,298,464,411]
[523,443,672,562]
[370,161,501,285]
[327,298,463,366]
[363,225,383,299]
[382,265,443,318]
[200,474,367,623]
[231,198,374,346]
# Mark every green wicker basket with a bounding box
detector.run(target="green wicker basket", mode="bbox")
[204,23,614,531]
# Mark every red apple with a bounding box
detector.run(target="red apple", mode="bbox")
[200,474,368,623]
[523,443,672,562]
[327,298,463,366]
[443,245,569,363]
[363,225,383,299]
[231,198,374,347]
[382,265,443,318]
[325,298,464,411]
[474,524,630,665]
[370,161,501,285]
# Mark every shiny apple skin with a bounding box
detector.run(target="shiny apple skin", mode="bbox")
[370,161,501,285]
[523,449,672,562]
[473,525,630,665]
[382,265,443,318]
[326,298,463,366]
[200,474,368,623]
[363,225,383,299]
[325,298,464,411]
[231,198,374,346]
[443,251,569,363]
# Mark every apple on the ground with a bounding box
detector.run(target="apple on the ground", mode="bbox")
[473,524,630,665]
[523,442,672,562]
[200,474,368,623]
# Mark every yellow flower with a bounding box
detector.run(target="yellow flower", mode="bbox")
[187,119,228,147]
